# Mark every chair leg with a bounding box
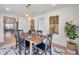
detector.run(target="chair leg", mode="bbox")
[50,44,52,55]
[45,49,47,55]
[24,41,26,55]
[15,40,17,49]
[18,47,21,55]
[50,46,52,55]
[25,45,27,55]
[18,43,22,55]
[24,44,30,55]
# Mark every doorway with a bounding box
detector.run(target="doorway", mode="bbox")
[3,16,17,40]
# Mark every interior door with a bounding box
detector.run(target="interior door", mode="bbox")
[3,16,17,40]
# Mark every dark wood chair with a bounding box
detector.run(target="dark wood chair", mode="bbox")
[16,30,26,55]
[37,30,42,36]
[28,30,36,35]
[36,33,53,55]
[25,40,30,55]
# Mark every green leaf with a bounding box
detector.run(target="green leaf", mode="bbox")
[64,22,78,42]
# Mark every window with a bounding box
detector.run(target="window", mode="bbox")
[37,17,44,30]
[49,16,59,34]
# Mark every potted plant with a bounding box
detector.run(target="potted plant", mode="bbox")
[64,22,78,50]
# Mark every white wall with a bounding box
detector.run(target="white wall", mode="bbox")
[74,5,79,54]
[0,14,4,42]
[18,17,30,32]
[35,6,79,53]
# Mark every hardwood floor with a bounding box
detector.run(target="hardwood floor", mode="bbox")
[0,31,16,48]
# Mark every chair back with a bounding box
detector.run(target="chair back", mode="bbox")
[46,33,53,45]
[37,30,42,36]
[18,30,24,44]
[28,30,36,35]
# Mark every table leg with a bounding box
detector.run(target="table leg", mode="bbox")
[30,41,32,55]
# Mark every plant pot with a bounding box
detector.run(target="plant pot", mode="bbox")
[67,42,76,51]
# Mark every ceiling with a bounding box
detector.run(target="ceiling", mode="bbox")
[0,4,76,17]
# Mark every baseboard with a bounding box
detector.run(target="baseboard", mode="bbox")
[52,43,66,51]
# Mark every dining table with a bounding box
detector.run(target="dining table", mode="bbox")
[24,33,46,55]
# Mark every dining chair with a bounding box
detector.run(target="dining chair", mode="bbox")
[24,31,36,55]
[36,33,53,55]
[25,40,30,55]
[28,30,32,35]
[28,30,36,35]
[32,30,42,54]
[37,30,42,36]
[24,30,37,55]
[16,30,26,55]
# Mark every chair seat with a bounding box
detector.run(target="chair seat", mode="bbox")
[36,42,46,51]
[25,40,30,48]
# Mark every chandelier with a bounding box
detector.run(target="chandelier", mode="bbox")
[25,4,33,20]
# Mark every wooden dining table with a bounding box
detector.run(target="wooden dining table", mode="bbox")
[24,33,46,55]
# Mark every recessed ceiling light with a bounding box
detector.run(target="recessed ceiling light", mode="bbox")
[6,8,10,11]
[25,14,29,17]
[52,4,56,6]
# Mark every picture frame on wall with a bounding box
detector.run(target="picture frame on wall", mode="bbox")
[49,15,59,34]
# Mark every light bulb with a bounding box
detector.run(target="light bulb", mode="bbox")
[6,8,10,11]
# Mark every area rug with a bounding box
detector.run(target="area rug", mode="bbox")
[0,46,64,55]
